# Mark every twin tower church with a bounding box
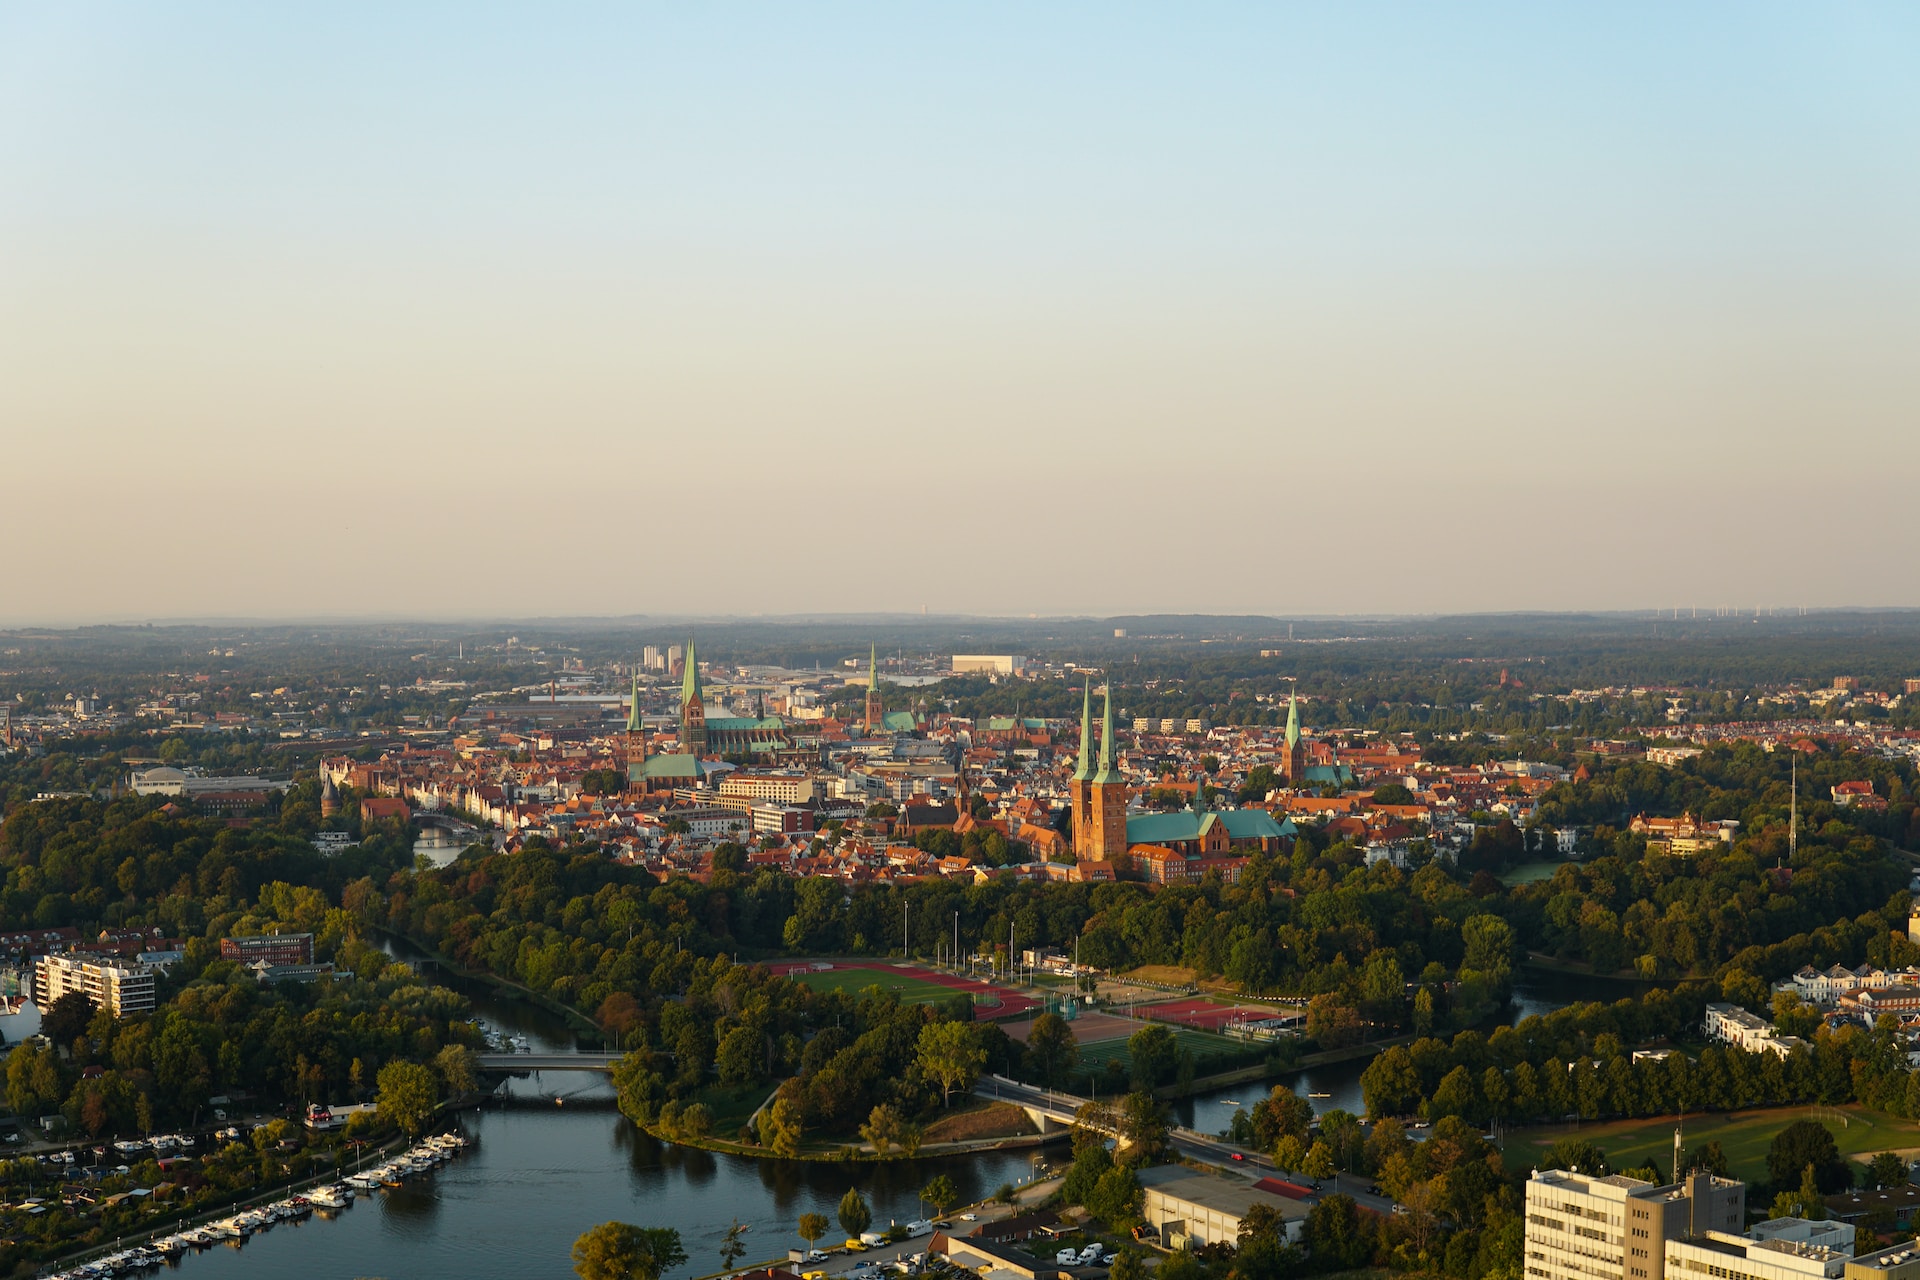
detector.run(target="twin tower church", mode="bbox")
[1068,680,1295,867]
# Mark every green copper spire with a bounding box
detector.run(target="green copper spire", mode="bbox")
[681,637,702,706]
[1285,690,1300,749]
[869,644,877,691]
[625,670,643,732]
[1092,685,1119,785]
[1071,676,1094,782]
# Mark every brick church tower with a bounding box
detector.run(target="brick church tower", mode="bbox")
[624,670,647,793]
[864,645,884,735]
[1069,677,1094,843]
[1082,686,1129,864]
[680,636,708,757]
[1281,691,1306,783]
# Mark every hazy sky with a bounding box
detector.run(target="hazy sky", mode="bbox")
[3,4,1917,624]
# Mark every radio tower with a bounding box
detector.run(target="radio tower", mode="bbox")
[1789,751,1798,861]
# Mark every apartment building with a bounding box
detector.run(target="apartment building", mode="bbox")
[1703,1003,1806,1059]
[717,772,817,807]
[1525,1168,1745,1280]
[34,952,157,1017]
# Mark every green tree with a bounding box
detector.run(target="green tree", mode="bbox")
[838,1187,873,1240]
[375,1059,439,1136]
[40,991,95,1050]
[1868,1152,1907,1189]
[759,1095,803,1157]
[922,1174,959,1217]
[1541,1138,1611,1176]
[1087,1166,1143,1226]
[917,1020,986,1107]
[571,1223,687,1280]
[716,1026,763,1086]
[1109,1249,1148,1280]
[718,1221,748,1272]
[798,1213,831,1251]
[1126,1023,1179,1091]
[860,1104,905,1157]
[1768,1121,1847,1192]
[1769,1166,1829,1222]
[434,1043,479,1096]
[1025,1012,1079,1088]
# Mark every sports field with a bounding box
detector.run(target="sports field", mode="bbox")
[768,960,1040,1021]
[1504,1105,1920,1182]
[1138,996,1283,1032]
[1075,1025,1239,1068]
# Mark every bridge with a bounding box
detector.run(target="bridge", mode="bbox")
[976,1075,1270,1170]
[477,1052,623,1073]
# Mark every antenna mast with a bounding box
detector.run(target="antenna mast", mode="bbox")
[1790,751,1798,861]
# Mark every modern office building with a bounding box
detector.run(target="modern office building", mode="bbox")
[1525,1168,1745,1280]
[219,933,315,966]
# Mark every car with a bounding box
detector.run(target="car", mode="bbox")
[1229,1153,1243,1161]
[1368,1184,1381,1196]
[1392,1205,1409,1216]
[1057,1251,1080,1266]
[931,1221,951,1230]
[803,1271,826,1279]
[959,1214,977,1222]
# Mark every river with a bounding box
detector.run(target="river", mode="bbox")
[5,950,1654,1277]
[1169,967,1665,1129]
[120,944,1048,1280]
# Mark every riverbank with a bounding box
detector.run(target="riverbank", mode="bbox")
[378,928,606,1045]
[34,1127,425,1278]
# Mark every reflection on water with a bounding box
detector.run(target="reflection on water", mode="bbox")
[1172,970,1668,1128]
[154,940,1047,1279]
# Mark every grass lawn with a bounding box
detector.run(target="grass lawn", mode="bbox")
[1075,1026,1237,1067]
[692,1082,779,1135]
[787,968,974,1005]
[1499,861,1565,886]
[922,1100,1038,1143]
[1504,1105,1920,1183]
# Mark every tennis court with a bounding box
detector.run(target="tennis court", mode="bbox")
[1139,996,1286,1032]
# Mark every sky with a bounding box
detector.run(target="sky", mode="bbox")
[2,3,1917,624]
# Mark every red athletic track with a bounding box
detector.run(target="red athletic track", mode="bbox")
[765,960,1041,1022]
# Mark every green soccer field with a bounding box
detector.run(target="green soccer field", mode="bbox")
[1503,1105,1920,1183]
[786,967,991,1006]
[1074,1025,1237,1067]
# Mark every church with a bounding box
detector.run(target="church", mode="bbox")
[1068,678,1293,867]
[627,637,789,794]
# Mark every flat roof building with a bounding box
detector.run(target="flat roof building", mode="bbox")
[34,952,156,1017]
[1137,1164,1312,1249]
[1525,1168,1744,1280]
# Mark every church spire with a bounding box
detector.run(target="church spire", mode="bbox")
[1285,690,1300,749]
[1071,676,1094,782]
[625,670,643,733]
[681,637,702,708]
[1092,685,1119,785]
